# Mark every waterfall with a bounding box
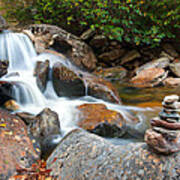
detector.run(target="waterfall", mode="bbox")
[0,31,156,141]
[0,31,37,71]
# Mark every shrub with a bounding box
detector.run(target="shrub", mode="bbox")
[1,0,180,46]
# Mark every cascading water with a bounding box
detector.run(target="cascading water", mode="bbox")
[0,31,157,143]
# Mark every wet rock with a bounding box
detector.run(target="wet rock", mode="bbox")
[169,60,180,77]
[52,62,121,103]
[94,66,127,82]
[130,68,168,88]
[0,109,39,179]
[85,74,121,104]
[34,60,49,92]
[29,108,60,142]
[47,129,180,180]
[162,43,179,58]
[3,99,19,111]
[163,77,180,87]
[26,24,97,71]
[98,48,126,62]
[0,81,14,105]
[77,103,126,137]
[0,15,8,31]
[120,50,141,65]
[0,60,8,77]
[136,57,170,75]
[52,62,85,97]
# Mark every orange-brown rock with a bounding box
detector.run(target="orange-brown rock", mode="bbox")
[4,99,19,111]
[130,68,168,88]
[77,103,126,137]
[0,109,39,179]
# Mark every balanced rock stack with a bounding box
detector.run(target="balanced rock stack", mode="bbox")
[145,94,180,154]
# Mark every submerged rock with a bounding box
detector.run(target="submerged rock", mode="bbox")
[47,129,180,180]
[52,62,121,103]
[34,60,49,92]
[130,68,168,88]
[77,103,126,137]
[0,109,39,179]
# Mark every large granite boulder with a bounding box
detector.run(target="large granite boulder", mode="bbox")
[34,60,49,92]
[77,103,126,137]
[0,109,39,179]
[52,62,121,104]
[24,24,97,71]
[47,129,180,180]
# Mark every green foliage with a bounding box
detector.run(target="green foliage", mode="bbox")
[1,0,180,46]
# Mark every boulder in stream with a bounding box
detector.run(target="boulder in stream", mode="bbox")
[47,129,180,180]
[0,109,40,179]
[29,108,61,141]
[52,62,121,104]
[34,60,49,92]
[77,103,126,137]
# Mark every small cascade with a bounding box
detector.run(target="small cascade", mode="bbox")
[0,31,157,141]
[0,31,37,71]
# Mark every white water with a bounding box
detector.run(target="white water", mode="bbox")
[0,31,156,141]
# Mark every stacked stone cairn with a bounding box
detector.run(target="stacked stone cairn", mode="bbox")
[145,94,180,154]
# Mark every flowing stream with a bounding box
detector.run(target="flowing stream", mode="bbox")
[0,31,159,144]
